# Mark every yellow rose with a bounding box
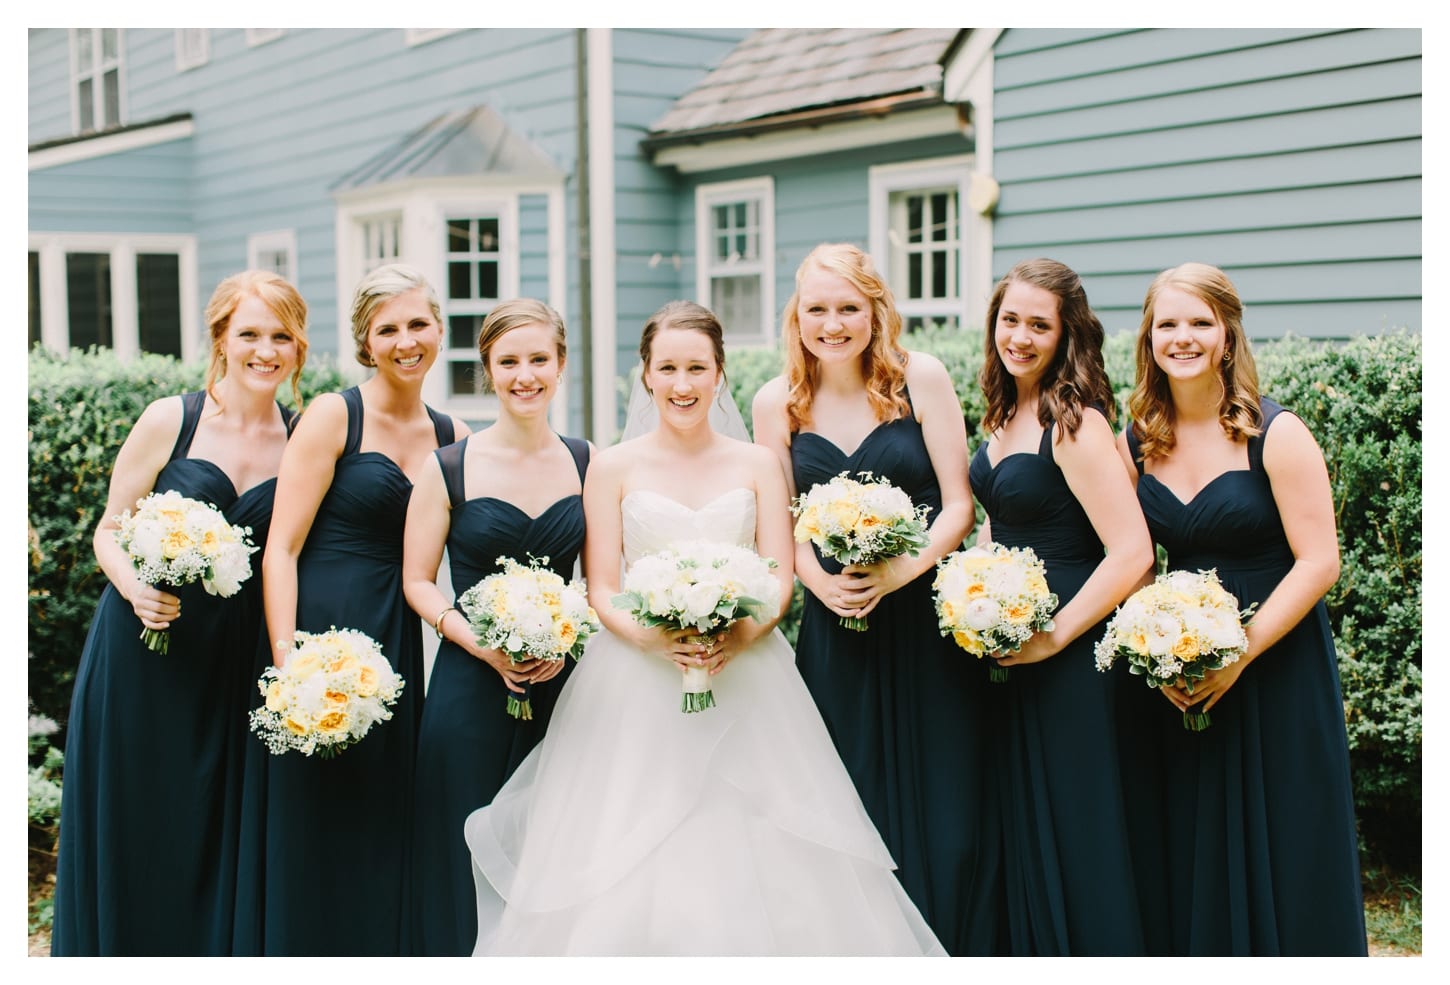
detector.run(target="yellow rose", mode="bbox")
[283,714,312,736]
[1171,633,1201,662]
[315,711,349,736]
[940,600,959,624]
[965,581,988,598]
[323,689,349,708]
[793,513,821,543]
[289,652,324,679]
[1127,630,1150,656]
[264,680,286,713]
[1004,601,1033,625]
[327,653,359,675]
[161,528,195,559]
[1026,572,1049,596]
[826,500,862,532]
[953,629,985,656]
[198,529,221,558]
[356,664,378,697]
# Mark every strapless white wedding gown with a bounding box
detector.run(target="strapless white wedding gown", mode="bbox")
[463,487,944,956]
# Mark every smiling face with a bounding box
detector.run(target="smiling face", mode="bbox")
[993,279,1062,388]
[795,266,873,365]
[222,293,299,395]
[643,325,720,429]
[488,321,563,419]
[1149,285,1227,382]
[365,287,441,380]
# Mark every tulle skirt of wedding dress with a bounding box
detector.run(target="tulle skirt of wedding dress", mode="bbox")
[464,625,945,956]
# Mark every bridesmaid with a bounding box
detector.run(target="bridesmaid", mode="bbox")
[1118,262,1366,954]
[239,263,468,955]
[967,257,1155,955]
[403,299,591,956]
[753,243,1001,955]
[53,270,308,955]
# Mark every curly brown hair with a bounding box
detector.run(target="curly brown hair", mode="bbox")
[1127,262,1262,461]
[781,243,911,433]
[978,258,1114,439]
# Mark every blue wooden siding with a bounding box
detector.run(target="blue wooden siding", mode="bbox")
[609,27,753,413]
[29,139,195,234]
[27,30,71,140]
[990,27,1421,338]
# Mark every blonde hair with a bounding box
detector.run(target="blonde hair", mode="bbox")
[203,270,309,409]
[1128,262,1262,461]
[349,263,442,367]
[781,243,910,432]
[475,298,568,392]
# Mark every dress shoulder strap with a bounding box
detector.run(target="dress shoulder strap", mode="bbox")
[169,391,207,462]
[435,436,469,509]
[277,400,299,436]
[561,435,591,486]
[339,386,364,457]
[1247,396,1286,473]
[426,404,454,449]
[1124,422,1145,476]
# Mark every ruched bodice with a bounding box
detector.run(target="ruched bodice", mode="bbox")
[621,487,756,562]
[969,444,1102,569]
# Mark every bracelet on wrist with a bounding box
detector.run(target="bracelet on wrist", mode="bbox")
[433,606,458,640]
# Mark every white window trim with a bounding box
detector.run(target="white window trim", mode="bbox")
[405,29,463,46]
[868,155,977,330]
[174,29,209,72]
[693,176,776,346]
[69,28,127,134]
[333,178,568,429]
[247,228,298,283]
[28,232,199,363]
[246,29,284,47]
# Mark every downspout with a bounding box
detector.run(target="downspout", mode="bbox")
[574,28,593,439]
[585,28,618,444]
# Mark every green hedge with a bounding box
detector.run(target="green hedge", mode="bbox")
[726,328,1421,864]
[27,347,351,735]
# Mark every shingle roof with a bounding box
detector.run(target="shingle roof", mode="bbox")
[331,105,560,192]
[649,28,960,138]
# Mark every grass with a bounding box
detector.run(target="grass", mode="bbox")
[1362,865,1422,955]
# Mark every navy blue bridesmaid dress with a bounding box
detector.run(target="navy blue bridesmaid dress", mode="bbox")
[790,391,1003,956]
[968,407,1147,955]
[410,434,589,956]
[53,391,292,956]
[1127,398,1366,955]
[233,385,453,956]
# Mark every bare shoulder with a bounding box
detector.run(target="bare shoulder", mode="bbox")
[132,393,186,440]
[449,415,472,441]
[1055,404,1117,458]
[1261,409,1324,467]
[751,375,789,415]
[903,350,957,399]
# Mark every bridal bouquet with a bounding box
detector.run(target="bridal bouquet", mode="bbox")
[1094,569,1255,731]
[791,470,931,630]
[933,542,1058,683]
[113,489,257,653]
[612,540,781,713]
[249,627,405,758]
[457,555,600,720]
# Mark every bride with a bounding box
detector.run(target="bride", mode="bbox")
[463,301,944,956]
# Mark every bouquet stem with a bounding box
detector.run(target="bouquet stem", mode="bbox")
[988,664,1010,684]
[1182,709,1212,731]
[139,626,170,655]
[506,693,535,720]
[839,615,869,632]
[680,663,715,714]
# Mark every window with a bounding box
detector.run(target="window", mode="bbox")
[359,215,402,274]
[694,177,775,344]
[71,28,123,133]
[248,229,298,283]
[869,157,972,332]
[246,29,284,46]
[443,215,503,401]
[175,29,208,71]
[29,234,197,360]
[29,253,42,349]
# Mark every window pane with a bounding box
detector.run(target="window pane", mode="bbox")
[907,195,923,243]
[448,261,471,300]
[103,69,120,127]
[478,219,499,253]
[931,251,948,299]
[447,220,471,253]
[477,261,498,300]
[710,274,760,340]
[907,253,922,300]
[715,235,730,262]
[77,29,93,66]
[66,253,112,350]
[78,78,94,131]
[102,29,118,61]
[449,359,484,398]
[931,193,949,241]
[29,252,42,348]
[137,253,182,356]
[449,313,482,350]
